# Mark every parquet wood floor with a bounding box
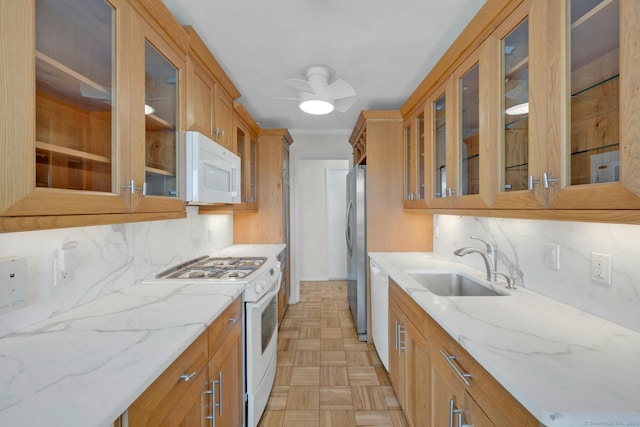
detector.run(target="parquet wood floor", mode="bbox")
[257,281,409,427]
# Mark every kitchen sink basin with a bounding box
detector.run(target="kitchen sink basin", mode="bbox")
[407,273,508,297]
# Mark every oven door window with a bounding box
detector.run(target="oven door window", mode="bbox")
[261,294,277,354]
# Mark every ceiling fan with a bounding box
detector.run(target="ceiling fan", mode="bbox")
[279,65,357,115]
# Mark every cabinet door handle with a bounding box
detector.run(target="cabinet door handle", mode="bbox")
[528,175,540,191]
[449,399,463,427]
[122,180,146,195]
[214,371,223,417]
[440,349,472,386]
[398,324,406,352]
[205,371,223,425]
[228,317,239,323]
[542,172,557,189]
[179,371,197,382]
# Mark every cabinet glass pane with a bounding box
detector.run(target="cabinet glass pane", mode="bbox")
[503,18,529,192]
[35,0,115,192]
[434,94,447,199]
[237,128,247,202]
[144,41,178,197]
[249,139,257,203]
[405,125,412,199]
[570,0,619,185]
[417,113,425,199]
[460,64,480,196]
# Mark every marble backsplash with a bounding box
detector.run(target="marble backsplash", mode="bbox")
[0,207,233,337]
[434,215,640,333]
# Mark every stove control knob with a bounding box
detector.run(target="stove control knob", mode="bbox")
[254,283,264,294]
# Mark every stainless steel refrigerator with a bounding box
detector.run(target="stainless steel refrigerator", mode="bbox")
[346,165,367,341]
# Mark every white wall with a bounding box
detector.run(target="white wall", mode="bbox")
[289,130,353,302]
[0,207,233,337]
[297,159,349,280]
[434,215,640,333]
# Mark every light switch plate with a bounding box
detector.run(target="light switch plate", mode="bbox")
[0,257,28,314]
[544,243,560,270]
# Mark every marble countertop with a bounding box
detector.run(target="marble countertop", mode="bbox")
[0,244,285,427]
[369,252,640,427]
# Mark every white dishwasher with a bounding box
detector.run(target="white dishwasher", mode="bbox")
[369,258,389,370]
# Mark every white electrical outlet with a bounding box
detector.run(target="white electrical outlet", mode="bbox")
[544,243,560,270]
[0,257,28,313]
[591,252,612,286]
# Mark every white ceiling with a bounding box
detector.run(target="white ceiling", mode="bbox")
[162,0,486,132]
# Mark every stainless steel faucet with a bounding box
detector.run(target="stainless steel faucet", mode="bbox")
[453,246,495,281]
[454,236,516,289]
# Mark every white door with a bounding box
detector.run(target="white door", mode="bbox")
[326,168,349,279]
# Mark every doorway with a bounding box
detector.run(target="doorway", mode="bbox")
[295,158,349,282]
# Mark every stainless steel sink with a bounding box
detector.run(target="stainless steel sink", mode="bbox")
[407,273,508,297]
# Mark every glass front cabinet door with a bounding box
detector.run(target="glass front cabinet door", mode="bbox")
[492,0,547,209]
[129,8,185,213]
[0,0,186,219]
[545,0,640,209]
[427,41,493,209]
[403,111,426,208]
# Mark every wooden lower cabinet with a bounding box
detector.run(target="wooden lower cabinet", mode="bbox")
[207,321,243,427]
[431,347,494,427]
[388,279,540,427]
[388,291,430,427]
[127,296,242,427]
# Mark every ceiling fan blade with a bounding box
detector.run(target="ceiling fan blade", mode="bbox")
[334,97,357,113]
[326,78,356,100]
[284,78,314,93]
[275,97,300,101]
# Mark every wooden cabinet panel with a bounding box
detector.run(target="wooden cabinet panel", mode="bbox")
[389,279,539,427]
[127,330,208,426]
[388,280,430,427]
[187,57,216,136]
[1,0,187,224]
[349,111,432,252]
[208,319,243,427]
[208,297,242,355]
[215,87,234,151]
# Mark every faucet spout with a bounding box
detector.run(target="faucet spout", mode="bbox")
[453,247,495,281]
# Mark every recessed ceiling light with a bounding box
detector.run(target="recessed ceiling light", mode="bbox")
[144,104,155,115]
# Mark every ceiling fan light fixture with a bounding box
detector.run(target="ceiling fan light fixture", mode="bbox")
[505,102,529,116]
[299,99,334,115]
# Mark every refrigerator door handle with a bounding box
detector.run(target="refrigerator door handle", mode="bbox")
[345,200,354,254]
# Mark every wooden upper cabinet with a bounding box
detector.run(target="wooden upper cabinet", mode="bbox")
[545,0,640,209]
[492,0,547,209]
[2,0,131,216]
[423,43,494,209]
[0,0,187,220]
[403,110,427,208]
[130,6,186,213]
[233,103,260,212]
[184,26,240,153]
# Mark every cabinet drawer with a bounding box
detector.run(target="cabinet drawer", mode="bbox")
[429,317,539,426]
[208,296,242,356]
[389,278,430,334]
[128,329,208,426]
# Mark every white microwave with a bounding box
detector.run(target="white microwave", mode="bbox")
[185,131,241,204]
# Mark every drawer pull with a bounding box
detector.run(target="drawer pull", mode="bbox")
[179,371,197,382]
[204,371,223,426]
[440,349,472,386]
[228,317,239,323]
[449,399,463,427]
